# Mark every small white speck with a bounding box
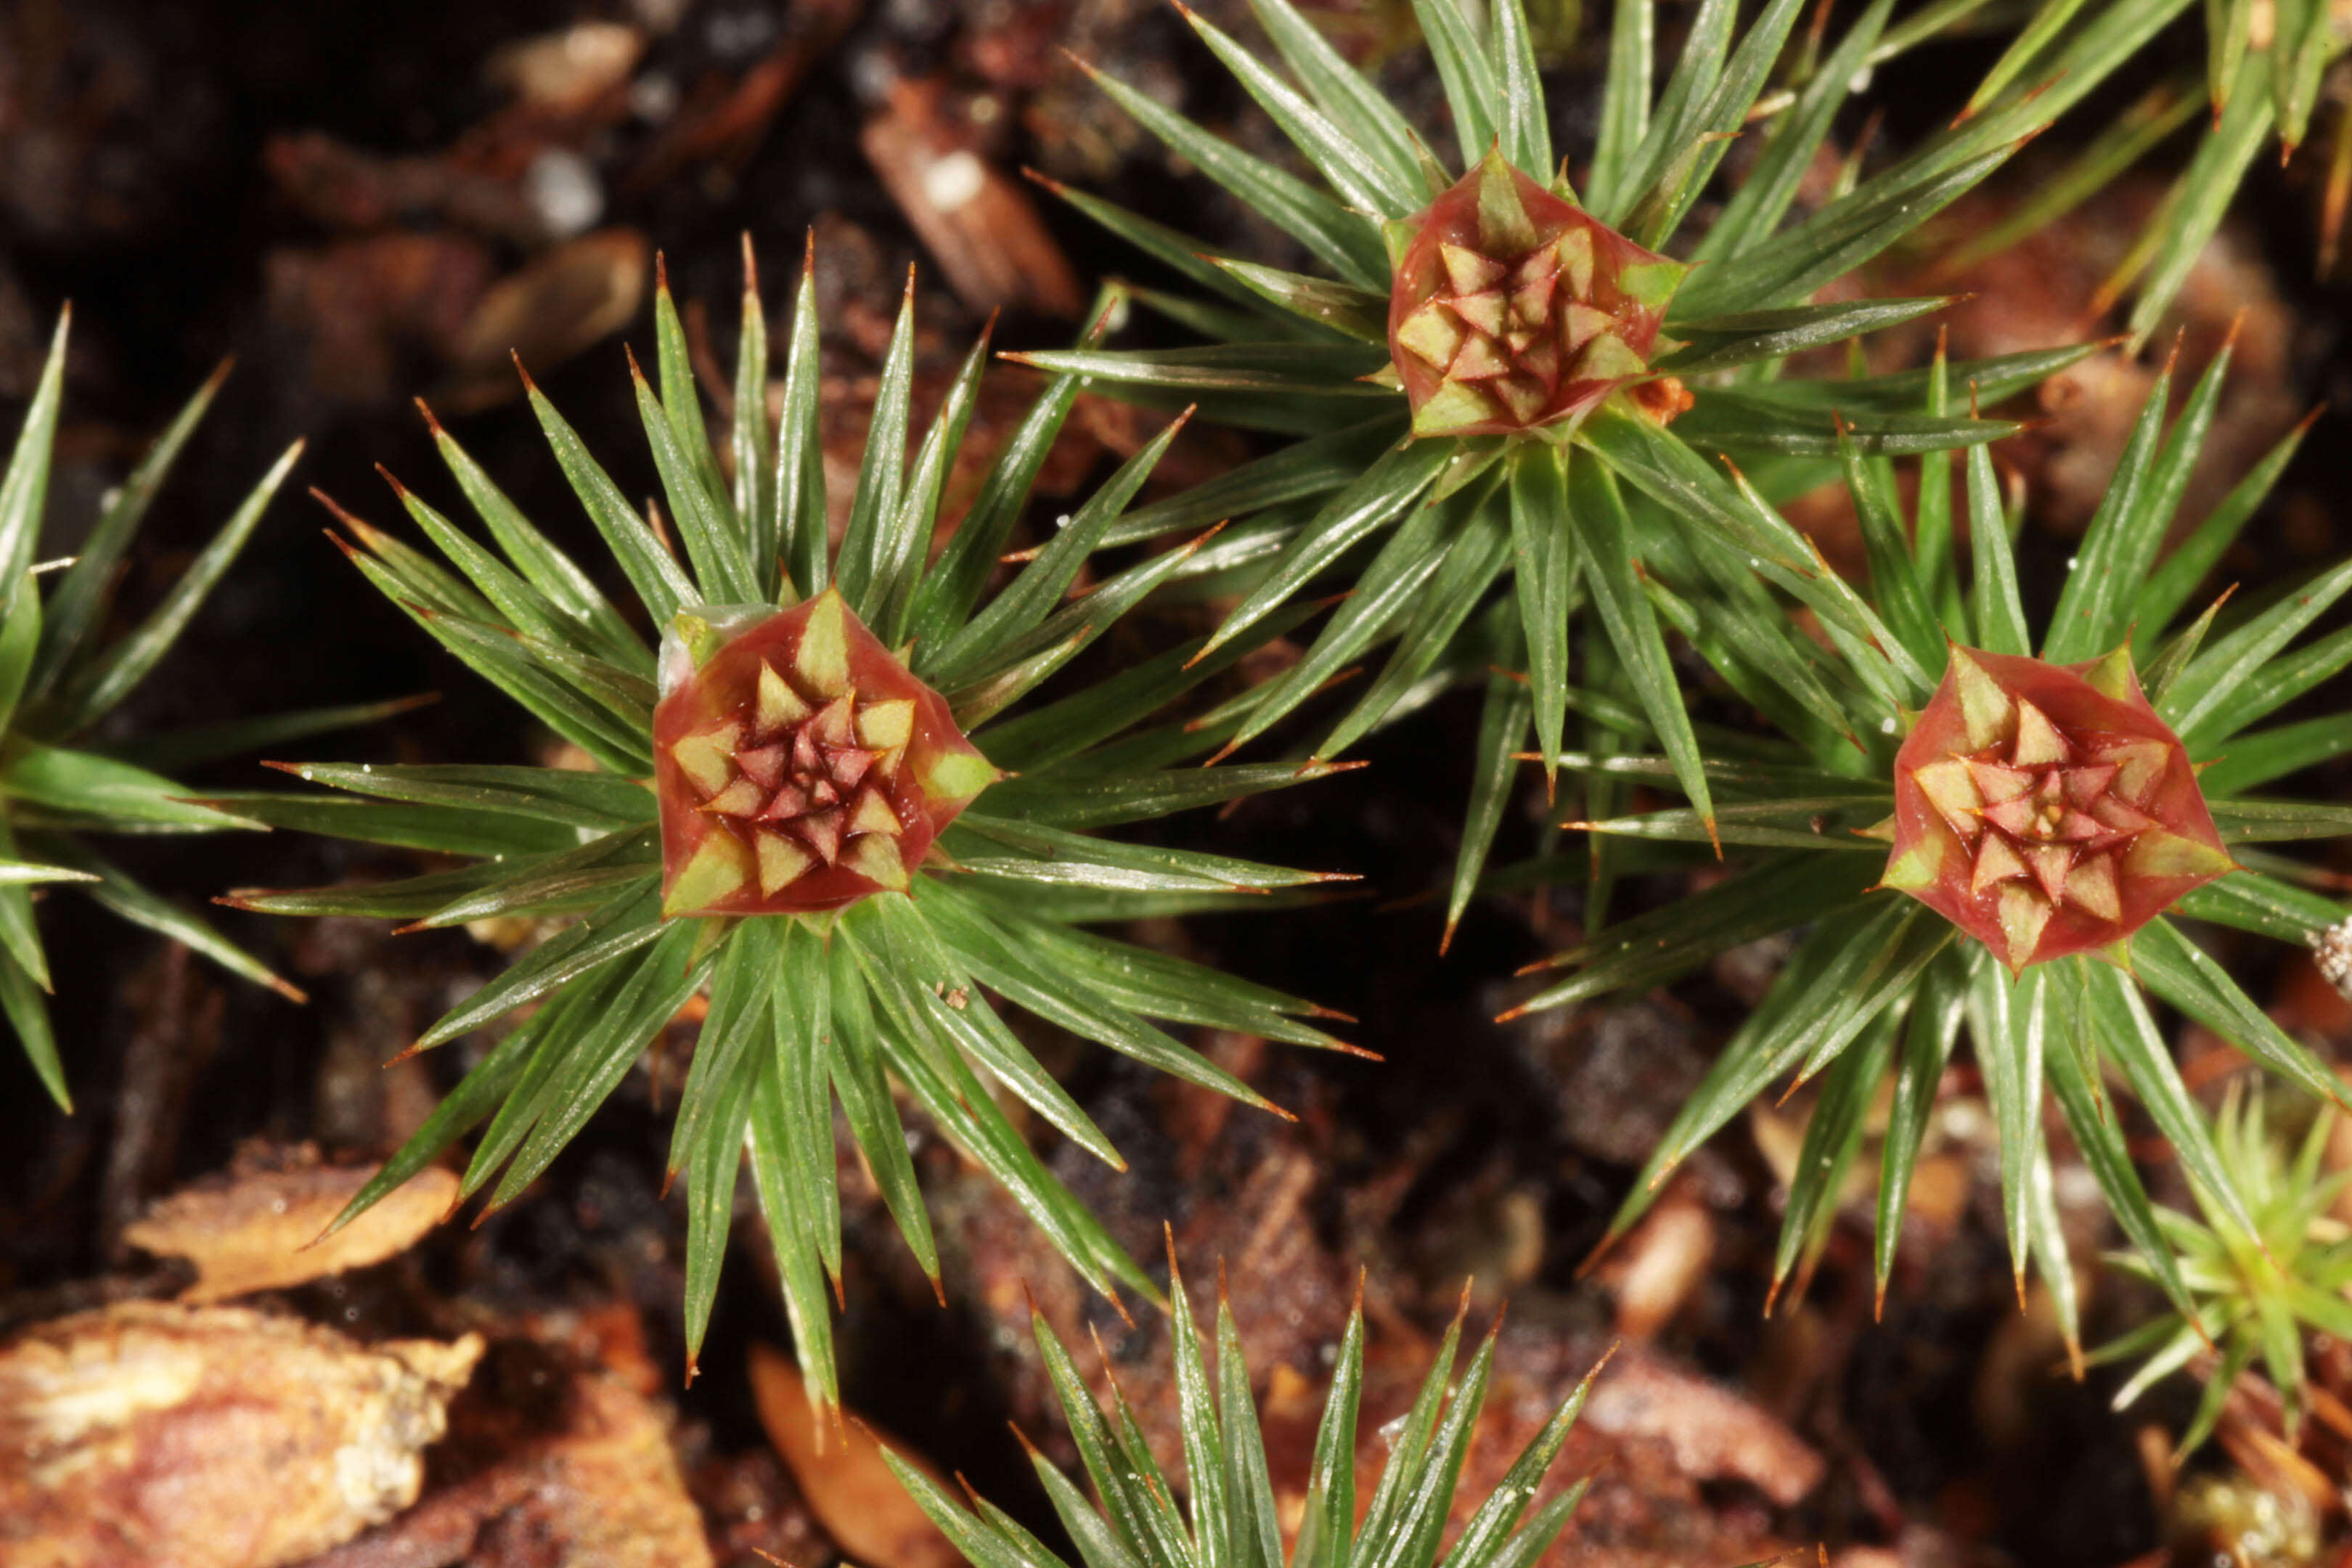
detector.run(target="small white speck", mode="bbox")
[2066,555,2079,569]
[1879,716,1896,734]
[921,150,987,213]
[525,149,604,240]
[629,73,678,123]
[2312,915,2352,998]
[1053,513,1071,530]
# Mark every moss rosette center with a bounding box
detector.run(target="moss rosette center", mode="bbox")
[652,589,996,918]
[1387,150,1689,439]
[1881,645,2234,971]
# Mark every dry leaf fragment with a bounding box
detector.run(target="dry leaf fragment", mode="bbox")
[0,1302,480,1568]
[748,1342,960,1568]
[485,23,647,113]
[123,1146,457,1304]
[307,1347,714,1568]
[438,228,651,411]
[1581,1350,1828,1506]
[861,77,1085,319]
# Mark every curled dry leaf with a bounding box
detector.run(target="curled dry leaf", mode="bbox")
[1580,1351,1829,1508]
[483,23,648,114]
[438,228,652,411]
[747,1342,960,1568]
[123,1145,458,1304]
[1601,1190,1717,1342]
[862,77,1085,319]
[0,1303,480,1568]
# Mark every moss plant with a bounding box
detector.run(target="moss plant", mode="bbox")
[1880,645,2234,970]
[226,248,1360,1405]
[1509,341,2351,1357]
[2091,1083,2352,1458]
[1032,0,2184,942]
[0,311,370,1108]
[1935,0,2347,341]
[882,1249,1618,1568]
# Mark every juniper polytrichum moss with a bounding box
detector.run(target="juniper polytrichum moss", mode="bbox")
[1524,343,2352,1363]
[884,1247,1619,1568]
[1937,0,2351,344]
[226,246,1363,1405]
[1040,0,2188,944]
[0,311,412,1111]
[2089,1082,2352,1460]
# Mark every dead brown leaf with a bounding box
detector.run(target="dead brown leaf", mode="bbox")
[436,228,650,411]
[305,1344,712,1568]
[123,1143,456,1304]
[1580,1349,1828,1508]
[862,77,1085,319]
[747,1342,960,1568]
[0,1302,480,1568]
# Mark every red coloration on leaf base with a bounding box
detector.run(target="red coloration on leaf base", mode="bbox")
[653,589,995,918]
[1388,150,1689,438]
[1882,645,2234,971]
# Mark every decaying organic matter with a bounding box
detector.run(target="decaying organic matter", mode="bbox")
[0,1304,480,1568]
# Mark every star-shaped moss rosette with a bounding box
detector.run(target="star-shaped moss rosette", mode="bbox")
[1883,646,2235,970]
[2090,1082,2352,1461]
[881,1246,1615,1568]
[653,592,995,915]
[1020,0,2182,942]
[1497,340,2352,1357]
[219,248,1359,1406]
[1389,151,1690,438]
[0,310,391,1108]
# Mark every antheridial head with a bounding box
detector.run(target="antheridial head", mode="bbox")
[1881,645,2234,970]
[1387,147,1691,439]
[653,589,996,918]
